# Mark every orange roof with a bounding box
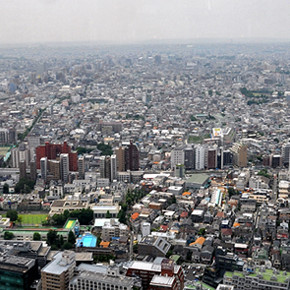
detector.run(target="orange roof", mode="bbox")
[131,212,140,220]
[233,222,240,228]
[182,191,191,196]
[190,237,206,246]
[100,241,110,248]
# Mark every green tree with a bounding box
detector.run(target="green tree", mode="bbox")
[33,232,41,241]
[4,231,14,240]
[106,210,112,218]
[3,183,9,194]
[68,231,76,246]
[63,242,73,250]
[6,210,18,222]
[198,228,206,236]
[46,230,58,246]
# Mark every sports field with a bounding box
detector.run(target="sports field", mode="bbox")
[19,214,48,225]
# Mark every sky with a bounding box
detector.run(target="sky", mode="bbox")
[0,0,290,44]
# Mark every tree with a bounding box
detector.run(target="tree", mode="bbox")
[198,228,206,236]
[3,183,9,194]
[4,231,14,240]
[6,210,18,222]
[228,187,239,197]
[17,216,22,225]
[46,230,58,246]
[68,231,76,246]
[33,232,41,241]
[63,242,73,250]
[106,210,112,218]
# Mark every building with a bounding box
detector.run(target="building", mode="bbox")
[19,159,27,179]
[41,251,76,290]
[223,267,290,290]
[99,155,117,182]
[60,153,69,183]
[125,141,139,171]
[184,146,195,170]
[116,142,139,172]
[282,143,290,166]
[126,258,184,290]
[69,263,138,290]
[40,157,48,181]
[231,143,247,167]
[36,141,77,171]
[207,145,218,169]
[171,147,185,169]
[138,236,171,258]
[0,250,38,289]
[78,156,85,179]
[101,219,129,241]
[195,145,205,170]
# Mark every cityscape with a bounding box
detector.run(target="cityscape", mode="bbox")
[0,41,290,289]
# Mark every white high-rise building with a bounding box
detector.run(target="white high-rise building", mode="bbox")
[171,147,185,169]
[195,145,205,170]
[110,155,117,182]
[40,157,48,181]
[60,153,69,183]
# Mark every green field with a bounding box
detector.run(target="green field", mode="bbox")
[19,214,48,225]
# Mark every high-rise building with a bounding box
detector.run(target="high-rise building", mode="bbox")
[115,146,125,172]
[171,147,185,169]
[100,155,117,182]
[207,145,218,169]
[48,159,61,181]
[231,143,247,167]
[30,159,37,182]
[36,141,77,171]
[77,156,85,179]
[125,141,139,171]
[282,143,290,166]
[41,251,76,290]
[195,145,205,170]
[184,146,195,170]
[116,142,139,172]
[60,153,69,183]
[40,157,48,181]
[19,160,27,179]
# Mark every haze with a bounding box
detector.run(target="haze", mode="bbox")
[1,0,290,45]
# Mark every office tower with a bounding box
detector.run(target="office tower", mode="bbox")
[110,154,117,181]
[171,147,185,169]
[116,146,125,172]
[223,150,233,167]
[48,160,61,181]
[0,128,9,145]
[125,141,139,171]
[77,156,85,179]
[100,155,117,182]
[40,157,48,181]
[60,153,69,183]
[30,159,37,182]
[42,251,76,290]
[282,143,290,167]
[231,143,247,167]
[195,145,205,170]
[19,160,27,179]
[217,147,223,169]
[207,145,218,169]
[184,146,195,170]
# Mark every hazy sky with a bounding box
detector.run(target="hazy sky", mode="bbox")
[1,0,290,44]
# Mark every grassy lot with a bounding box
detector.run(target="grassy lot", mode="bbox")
[19,214,48,225]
